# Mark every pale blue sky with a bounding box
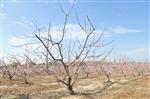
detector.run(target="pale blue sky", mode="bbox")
[0,0,149,62]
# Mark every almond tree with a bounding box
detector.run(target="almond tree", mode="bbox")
[131,62,146,76]
[0,59,16,80]
[99,61,113,83]
[33,0,111,94]
[117,57,131,79]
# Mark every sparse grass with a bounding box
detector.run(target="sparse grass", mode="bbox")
[0,74,149,99]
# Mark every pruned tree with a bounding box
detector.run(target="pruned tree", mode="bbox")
[93,47,113,83]
[33,0,111,94]
[117,56,131,79]
[131,62,145,77]
[0,59,16,80]
[99,61,113,83]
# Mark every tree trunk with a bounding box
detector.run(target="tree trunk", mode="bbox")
[67,76,75,95]
[68,84,74,94]
[106,73,112,83]
[9,76,12,80]
[107,75,110,82]
[8,72,13,80]
[24,77,30,84]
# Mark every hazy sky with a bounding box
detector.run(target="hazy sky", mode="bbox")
[0,0,149,62]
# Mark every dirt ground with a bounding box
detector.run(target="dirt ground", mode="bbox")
[0,74,150,99]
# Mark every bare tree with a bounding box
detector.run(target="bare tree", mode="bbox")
[0,59,16,80]
[99,61,113,83]
[131,62,145,76]
[33,0,111,94]
[118,57,130,79]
